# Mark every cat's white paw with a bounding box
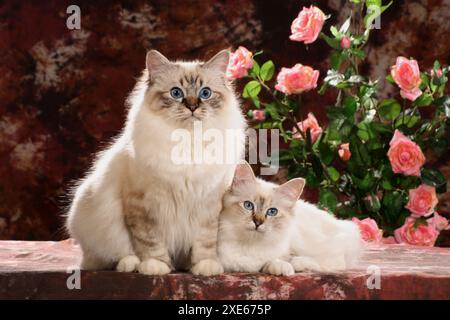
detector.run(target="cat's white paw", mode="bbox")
[191,259,224,276]
[116,255,140,272]
[138,259,171,275]
[262,259,295,276]
[291,256,322,272]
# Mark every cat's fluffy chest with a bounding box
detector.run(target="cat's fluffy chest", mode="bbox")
[218,225,292,272]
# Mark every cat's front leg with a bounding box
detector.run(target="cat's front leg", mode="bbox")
[190,215,224,276]
[125,205,172,275]
[261,259,295,276]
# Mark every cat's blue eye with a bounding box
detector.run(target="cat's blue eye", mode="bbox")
[198,87,212,100]
[243,200,254,211]
[266,208,278,216]
[170,87,184,100]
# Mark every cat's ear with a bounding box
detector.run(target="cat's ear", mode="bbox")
[203,50,230,74]
[276,178,306,202]
[146,50,171,77]
[231,161,255,188]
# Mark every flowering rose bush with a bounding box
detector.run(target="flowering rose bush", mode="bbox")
[228,1,450,246]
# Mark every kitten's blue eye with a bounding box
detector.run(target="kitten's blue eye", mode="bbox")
[198,87,212,100]
[243,201,254,211]
[266,208,278,216]
[170,87,184,100]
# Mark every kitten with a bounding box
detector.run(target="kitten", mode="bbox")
[66,50,246,276]
[218,162,363,275]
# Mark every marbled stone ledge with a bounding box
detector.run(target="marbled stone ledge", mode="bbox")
[1,240,449,300]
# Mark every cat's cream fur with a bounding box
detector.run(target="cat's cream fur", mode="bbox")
[66,50,246,275]
[218,162,363,275]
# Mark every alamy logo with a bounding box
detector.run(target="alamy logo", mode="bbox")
[170,121,279,175]
[66,5,81,30]
[66,266,81,290]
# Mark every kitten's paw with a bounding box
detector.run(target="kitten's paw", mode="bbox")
[262,259,295,276]
[138,259,171,275]
[291,256,322,272]
[116,255,140,272]
[191,259,224,276]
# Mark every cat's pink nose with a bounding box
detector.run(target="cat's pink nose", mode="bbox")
[184,96,199,112]
[253,217,265,229]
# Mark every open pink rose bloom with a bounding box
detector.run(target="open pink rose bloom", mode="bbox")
[352,217,383,243]
[391,56,422,101]
[405,184,438,218]
[394,217,439,247]
[226,46,253,80]
[292,113,322,142]
[387,130,425,176]
[290,5,326,44]
[275,64,319,95]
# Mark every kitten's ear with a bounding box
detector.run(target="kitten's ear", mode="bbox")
[146,50,171,77]
[203,50,230,74]
[231,161,256,188]
[276,178,306,203]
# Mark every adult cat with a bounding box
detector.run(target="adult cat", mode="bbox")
[66,50,246,276]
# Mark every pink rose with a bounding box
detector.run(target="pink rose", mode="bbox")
[405,184,438,218]
[340,36,351,49]
[394,217,439,246]
[391,56,422,101]
[429,213,450,231]
[275,64,319,95]
[292,113,322,142]
[290,6,326,44]
[387,130,425,176]
[338,143,351,161]
[226,46,253,80]
[253,110,266,121]
[352,217,383,243]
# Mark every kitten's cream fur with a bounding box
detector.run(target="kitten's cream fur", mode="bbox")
[218,162,362,275]
[67,50,246,275]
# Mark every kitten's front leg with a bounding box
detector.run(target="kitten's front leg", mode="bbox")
[190,215,224,276]
[262,259,295,276]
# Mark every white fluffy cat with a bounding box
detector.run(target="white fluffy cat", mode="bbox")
[218,161,363,275]
[66,50,246,276]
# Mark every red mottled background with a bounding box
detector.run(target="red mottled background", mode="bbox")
[0,0,449,242]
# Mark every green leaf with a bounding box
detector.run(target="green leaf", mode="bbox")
[382,191,405,217]
[242,80,261,98]
[248,61,260,78]
[378,99,401,121]
[321,33,340,49]
[330,26,340,38]
[381,179,393,190]
[395,110,420,128]
[319,142,334,165]
[319,189,338,212]
[412,93,433,107]
[327,167,340,182]
[419,73,429,91]
[260,60,275,81]
[343,96,358,118]
[330,51,344,70]
[385,74,395,85]
[421,168,447,193]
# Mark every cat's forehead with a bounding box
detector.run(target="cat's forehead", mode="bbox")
[164,61,222,86]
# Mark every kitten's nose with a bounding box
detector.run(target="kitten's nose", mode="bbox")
[253,216,265,229]
[184,96,199,112]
